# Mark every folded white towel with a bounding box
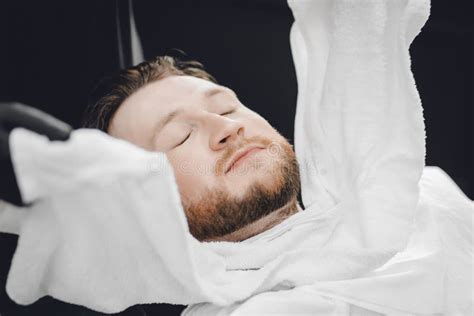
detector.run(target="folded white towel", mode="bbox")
[1,0,472,315]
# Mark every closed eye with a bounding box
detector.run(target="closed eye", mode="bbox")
[175,132,191,147]
[221,109,236,116]
[174,109,236,148]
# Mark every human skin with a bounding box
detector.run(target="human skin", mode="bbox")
[108,75,301,241]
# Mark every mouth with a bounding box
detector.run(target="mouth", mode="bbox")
[225,145,265,174]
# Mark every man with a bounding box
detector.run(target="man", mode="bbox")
[82,56,302,242]
[1,0,472,314]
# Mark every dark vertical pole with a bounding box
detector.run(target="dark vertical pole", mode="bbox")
[115,0,133,69]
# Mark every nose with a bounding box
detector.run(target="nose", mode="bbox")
[208,115,245,151]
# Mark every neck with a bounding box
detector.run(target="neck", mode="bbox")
[207,197,302,242]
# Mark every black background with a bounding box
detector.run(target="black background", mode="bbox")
[0,0,472,315]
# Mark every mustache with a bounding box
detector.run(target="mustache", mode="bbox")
[152,135,294,177]
[215,135,281,175]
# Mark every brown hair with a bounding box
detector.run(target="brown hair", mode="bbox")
[82,55,216,132]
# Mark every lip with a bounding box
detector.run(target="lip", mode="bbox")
[225,145,265,173]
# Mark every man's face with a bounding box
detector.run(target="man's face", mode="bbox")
[109,75,300,241]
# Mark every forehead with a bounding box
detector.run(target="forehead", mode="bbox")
[126,75,224,110]
[108,75,234,145]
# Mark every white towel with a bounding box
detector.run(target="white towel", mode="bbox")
[1,0,472,315]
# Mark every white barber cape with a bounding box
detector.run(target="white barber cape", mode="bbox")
[1,0,473,314]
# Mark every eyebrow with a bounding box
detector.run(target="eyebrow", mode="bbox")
[204,87,236,98]
[153,87,235,139]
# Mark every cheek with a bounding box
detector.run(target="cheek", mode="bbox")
[243,109,278,132]
[247,115,285,142]
[165,152,214,201]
